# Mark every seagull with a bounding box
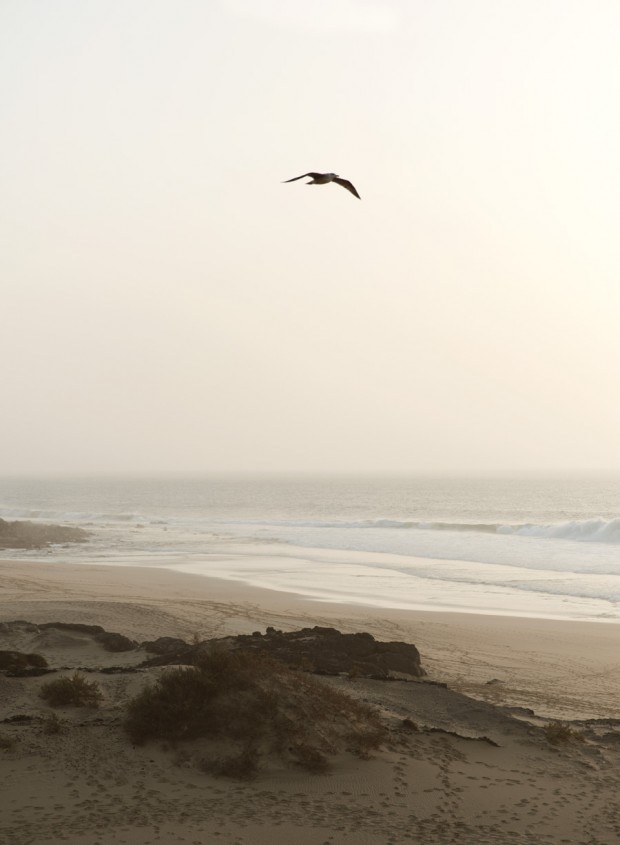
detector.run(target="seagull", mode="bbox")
[282,172,361,200]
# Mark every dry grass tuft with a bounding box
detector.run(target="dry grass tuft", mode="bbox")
[40,711,68,735]
[39,672,103,708]
[543,722,584,745]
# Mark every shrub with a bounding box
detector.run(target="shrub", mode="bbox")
[41,712,67,735]
[543,722,583,745]
[124,646,386,777]
[124,649,277,745]
[39,672,103,708]
[348,725,388,759]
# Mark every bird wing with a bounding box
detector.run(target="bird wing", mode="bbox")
[333,177,361,199]
[282,172,322,183]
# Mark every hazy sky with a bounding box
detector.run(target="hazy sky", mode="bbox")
[2,0,619,475]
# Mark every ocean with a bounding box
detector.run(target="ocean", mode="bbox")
[1,475,620,622]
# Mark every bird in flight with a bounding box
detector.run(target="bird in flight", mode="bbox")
[282,172,361,200]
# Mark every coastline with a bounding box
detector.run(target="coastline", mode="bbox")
[3,556,620,844]
[2,557,619,721]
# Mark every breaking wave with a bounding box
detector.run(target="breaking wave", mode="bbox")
[497,518,620,543]
[234,516,620,545]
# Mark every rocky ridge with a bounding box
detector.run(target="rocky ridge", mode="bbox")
[0,620,424,680]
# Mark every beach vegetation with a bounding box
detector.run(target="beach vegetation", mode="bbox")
[542,722,584,745]
[39,672,103,708]
[124,645,386,777]
[40,711,68,735]
[350,725,391,759]
[125,648,276,745]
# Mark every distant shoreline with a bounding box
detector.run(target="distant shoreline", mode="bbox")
[0,518,89,551]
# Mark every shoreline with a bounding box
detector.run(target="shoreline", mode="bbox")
[2,557,619,721]
[8,529,620,624]
[3,556,620,844]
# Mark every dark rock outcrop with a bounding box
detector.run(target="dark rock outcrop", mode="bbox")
[141,626,425,679]
[0,650,48,671]
[1,621,137,653]
[38,623,137,652]
[0,621,39,634]
[1,621,423,679]
[235,626,426,679]
[93,632,137,653]
[142,636,190,656]
[0,519,89,550]
[39,622,106,635]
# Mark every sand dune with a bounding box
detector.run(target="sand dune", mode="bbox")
[2,559,620,844]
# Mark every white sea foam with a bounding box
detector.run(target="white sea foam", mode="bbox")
[499,517,620,543]
[215,516,620,543]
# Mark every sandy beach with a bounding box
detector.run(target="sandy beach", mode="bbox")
[2,557,620,844]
